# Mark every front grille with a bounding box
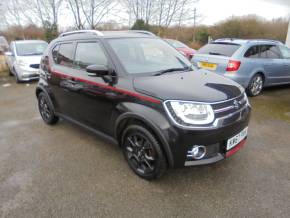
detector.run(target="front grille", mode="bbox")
[212,93,247,118]
[30,64,40,69]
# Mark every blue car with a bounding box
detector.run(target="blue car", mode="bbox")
[192,39,290,96]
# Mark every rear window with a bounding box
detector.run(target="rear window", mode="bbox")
[198,43,240,57]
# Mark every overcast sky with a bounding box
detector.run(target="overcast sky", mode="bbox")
[197,0,290,25]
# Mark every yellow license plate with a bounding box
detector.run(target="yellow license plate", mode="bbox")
[198,62,217,70]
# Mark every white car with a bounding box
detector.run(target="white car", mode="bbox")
[5,40,48,82]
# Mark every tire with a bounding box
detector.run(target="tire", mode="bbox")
[38,92,59,125]
[13,68,21,83]
[247,74,264,97]
[121,125,167,180]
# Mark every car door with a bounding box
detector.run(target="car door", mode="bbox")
[48,42,77,118]
[65,40,117,135]
[260,44,285,84]
[278,45,290,83]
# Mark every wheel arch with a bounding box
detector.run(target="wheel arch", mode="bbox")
[115,112,174,168]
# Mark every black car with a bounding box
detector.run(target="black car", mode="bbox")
[36,30,251,180]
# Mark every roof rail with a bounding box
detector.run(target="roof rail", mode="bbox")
[214,38,239,42]
[248,39,283,44]
[59,30,103,37]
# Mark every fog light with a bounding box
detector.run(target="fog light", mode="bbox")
[187,145,206,160]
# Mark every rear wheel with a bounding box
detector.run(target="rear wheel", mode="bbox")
[121,125,167,180]
[38,92,59,125]
[247,74,264,96]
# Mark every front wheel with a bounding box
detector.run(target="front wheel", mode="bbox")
[38,92,59,125]
[247,74,264,97]
[121,125,167,180]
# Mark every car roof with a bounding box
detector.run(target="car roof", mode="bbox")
[213,38,283,46]
[13,40,47,44]
[56,30,156,42]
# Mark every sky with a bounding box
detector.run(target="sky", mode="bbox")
[197,0,290,25]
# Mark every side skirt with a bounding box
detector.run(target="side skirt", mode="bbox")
[56,113,118,146]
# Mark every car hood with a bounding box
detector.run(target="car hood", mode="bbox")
[133,70,244,102]
[17,55,42,64]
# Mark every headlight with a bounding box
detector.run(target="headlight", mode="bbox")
[17,59,28,67]
[164,100,215,125]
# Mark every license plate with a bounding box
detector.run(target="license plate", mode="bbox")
[227,127,248,151]
[198,62,217,70]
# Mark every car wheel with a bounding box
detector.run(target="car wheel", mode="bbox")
[13,68,21,83]
[38,92,59,125]
[121,125,167,180]
[247,74,264,97]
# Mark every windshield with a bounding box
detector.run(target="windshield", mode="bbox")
[198,43,241,57]
[15,42,48,56]
[107,38,192,75]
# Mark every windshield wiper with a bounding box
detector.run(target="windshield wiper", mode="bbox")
[154,67,191,76]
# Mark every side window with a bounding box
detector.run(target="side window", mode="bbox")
[279,46,290,59]
[74,42,108,69]
[57,43,74,67]
[52,44,59,63]
[260,45,281,59]
[244,46,259,58]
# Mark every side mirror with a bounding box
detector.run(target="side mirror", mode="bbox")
[5,51,13,56]
[86,65,109,77]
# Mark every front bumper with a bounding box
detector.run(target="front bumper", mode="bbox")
[15,66,39,81]
[165,105,251,168]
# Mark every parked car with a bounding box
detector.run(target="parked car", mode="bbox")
[5,40,48,82]
[165,38,196,60]
[36,30,251,180]
[0,36,9,53]
[192,39,290,96]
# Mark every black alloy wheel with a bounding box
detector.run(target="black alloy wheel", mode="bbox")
[122,125,167,180]
[38,92,59,125]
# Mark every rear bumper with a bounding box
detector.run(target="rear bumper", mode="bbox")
[223,73,251,88]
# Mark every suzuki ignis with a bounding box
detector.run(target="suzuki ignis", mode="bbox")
[36,30,251,180]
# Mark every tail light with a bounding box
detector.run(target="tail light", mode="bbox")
[226,60,241,72]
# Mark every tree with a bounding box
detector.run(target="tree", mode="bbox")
[131,19,150,30]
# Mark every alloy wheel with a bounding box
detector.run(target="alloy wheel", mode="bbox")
[124,133,157,175]
[39,96,52,121]
[250,75,263,96]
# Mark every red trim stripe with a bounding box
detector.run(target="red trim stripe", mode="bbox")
[226,139,246,158]
[51,70,161,104]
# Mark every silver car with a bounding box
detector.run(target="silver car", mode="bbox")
[192,39,290,96]
[5,40,48,83]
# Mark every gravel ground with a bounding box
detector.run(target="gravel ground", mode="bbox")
[0,76,290,218]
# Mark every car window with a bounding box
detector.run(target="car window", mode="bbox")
[244,46,259,58]
[279,46,290,59]
[57,43,74,67]
[108,38,191,75]
[198,43,240,57]
[52,44,60,63]
[15,42,48,56]
[74,42,108,69]
[260,45,281,59]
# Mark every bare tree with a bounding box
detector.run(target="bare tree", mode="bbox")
[67,0,85,29]
[79,0,118,29]
[124,0,199,29]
